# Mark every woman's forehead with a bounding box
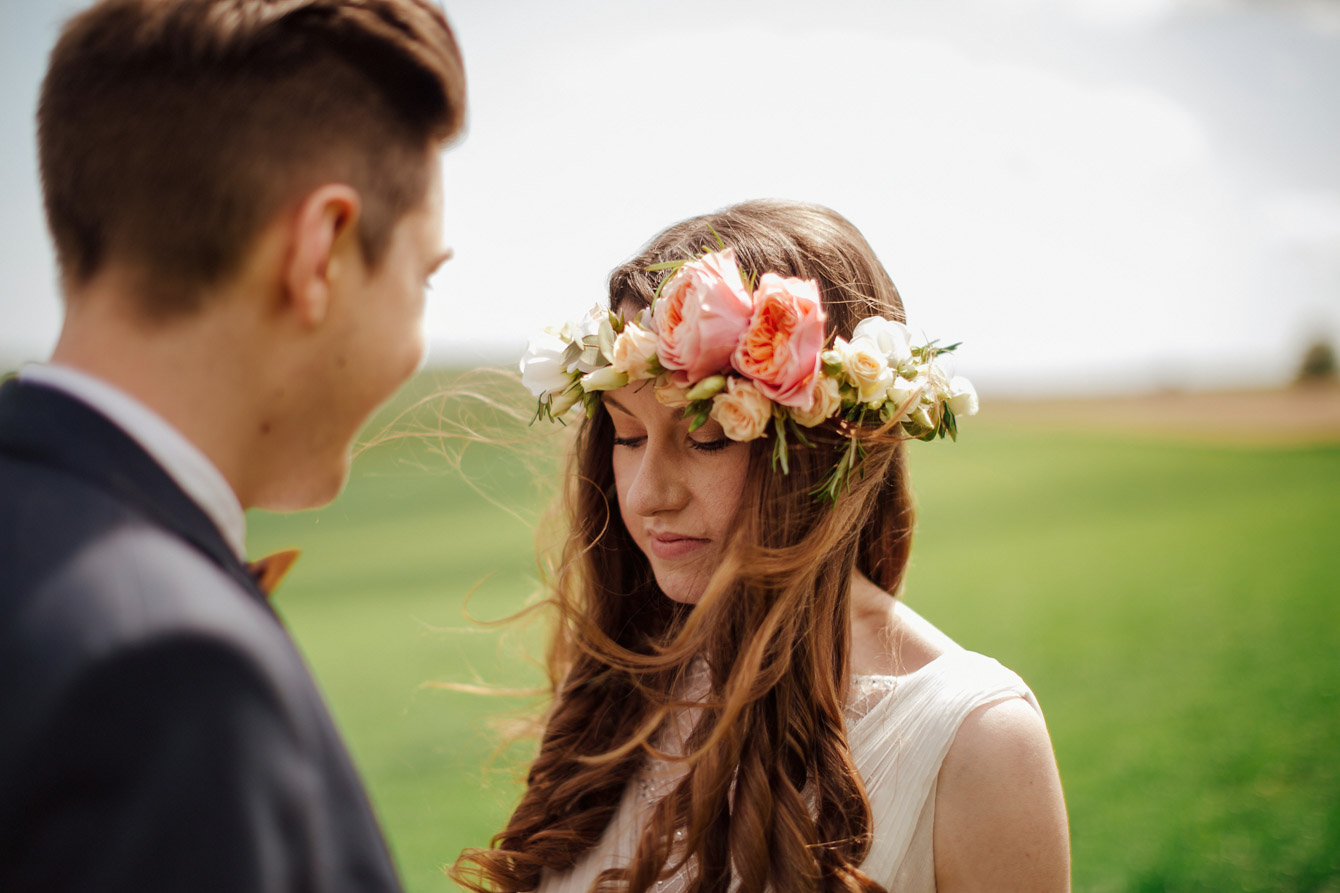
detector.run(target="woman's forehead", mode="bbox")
[602,383,662,417]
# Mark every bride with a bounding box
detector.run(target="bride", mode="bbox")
[453,200,1070,892]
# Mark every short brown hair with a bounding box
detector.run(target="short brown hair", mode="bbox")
[38,0,467,314]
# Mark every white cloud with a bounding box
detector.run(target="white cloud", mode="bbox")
[430,25,1255,393]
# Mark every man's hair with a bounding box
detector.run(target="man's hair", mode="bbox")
[38,0,467,315]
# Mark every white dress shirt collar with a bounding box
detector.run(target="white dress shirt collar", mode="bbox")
[19,362,247,561]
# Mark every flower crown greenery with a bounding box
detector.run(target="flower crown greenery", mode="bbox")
[520,242,978,502]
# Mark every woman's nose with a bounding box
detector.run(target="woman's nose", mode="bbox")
[625,440,690,517]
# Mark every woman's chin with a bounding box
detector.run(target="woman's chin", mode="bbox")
[659,588,703,606]
[650,567,710,606]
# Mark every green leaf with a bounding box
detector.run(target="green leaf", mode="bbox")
[707,224,727,250]
[771,415,791,474]
[597,319,617,360]
[681,398,712,421]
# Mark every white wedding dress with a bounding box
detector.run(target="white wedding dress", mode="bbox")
[537,645,1042,892]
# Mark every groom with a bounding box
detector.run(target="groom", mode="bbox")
[0,1,465,890]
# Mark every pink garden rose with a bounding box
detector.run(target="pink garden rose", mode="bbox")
[731,273,827,409]
[653,249,754,381]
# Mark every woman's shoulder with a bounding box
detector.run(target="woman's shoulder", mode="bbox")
[846,600,1044,775]
[933,677,1070,889]
[847,605,1068,890]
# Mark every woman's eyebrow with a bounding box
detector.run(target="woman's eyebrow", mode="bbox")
[603,395,632,416]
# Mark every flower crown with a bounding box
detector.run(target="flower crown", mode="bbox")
[520,245,978,502]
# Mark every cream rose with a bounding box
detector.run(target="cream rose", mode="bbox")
[709,378,772,441]
[790,375,842,428]
[838,336,894,405]
[852,316,914,372]
[610,323,659,381]
[651,383,691,410]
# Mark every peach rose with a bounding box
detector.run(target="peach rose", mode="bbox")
[709,378,773,441]
[653,371,693,409]
[790,375,842,428]
[730,273,826,409]
[653,249,754,381]
[610,322,659,381]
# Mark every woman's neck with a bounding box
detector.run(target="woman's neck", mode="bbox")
[847,572,953,677]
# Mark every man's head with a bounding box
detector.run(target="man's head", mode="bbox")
[38,0,466,510]
[39,0,465,313]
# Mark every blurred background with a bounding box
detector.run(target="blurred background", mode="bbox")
[3,0,1338,891]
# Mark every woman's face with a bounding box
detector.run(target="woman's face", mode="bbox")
[605,381,751,605]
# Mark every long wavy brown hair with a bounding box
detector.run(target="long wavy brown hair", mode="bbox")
[452,200,916,893]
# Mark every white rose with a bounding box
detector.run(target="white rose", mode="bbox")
[886,375,921,414]
[946,375,979,417]
[838,336,894,405]
[520,328,573,398]
[580,365,629,392]
[610,323,659,381]
[852,316,913,370]
[569,304,610,373]
[791,375,842,428]
[709,378,772,441]
[925,359,952,404]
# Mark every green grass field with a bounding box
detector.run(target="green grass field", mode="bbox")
[247,376,1340,893]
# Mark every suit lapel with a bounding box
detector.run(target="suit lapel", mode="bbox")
[0,379,268,606]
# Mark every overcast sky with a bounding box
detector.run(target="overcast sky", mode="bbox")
[3,0,1338,395]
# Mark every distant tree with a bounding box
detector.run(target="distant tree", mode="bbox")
[1296,340,1337,383]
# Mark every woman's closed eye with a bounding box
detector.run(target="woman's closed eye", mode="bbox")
[611,432,734,453]
[690,436,731,453]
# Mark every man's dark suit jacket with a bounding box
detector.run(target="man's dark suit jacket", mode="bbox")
[0,379,403,892]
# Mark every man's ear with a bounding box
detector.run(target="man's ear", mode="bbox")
[284,184,362,328]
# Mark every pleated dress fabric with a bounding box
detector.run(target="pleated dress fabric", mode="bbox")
[536,648,1041,893]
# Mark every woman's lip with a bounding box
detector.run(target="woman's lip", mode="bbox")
[646,532,710,560]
